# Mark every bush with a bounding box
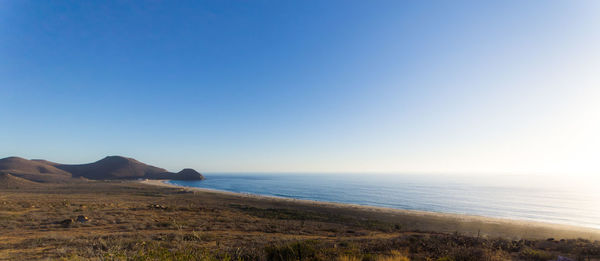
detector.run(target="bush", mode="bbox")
[519,248,555,261]
[265,241,318,261]
[337,251,410,261]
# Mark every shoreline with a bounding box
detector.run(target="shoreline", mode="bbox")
[139,179,600,239]
[3,179,600,259]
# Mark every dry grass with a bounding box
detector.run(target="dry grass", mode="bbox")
[0,181,599,260]
[338,251,410,261]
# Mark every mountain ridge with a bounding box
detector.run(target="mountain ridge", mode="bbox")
[0,156,204,183]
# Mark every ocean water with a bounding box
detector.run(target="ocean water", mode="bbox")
[168,173,600,229]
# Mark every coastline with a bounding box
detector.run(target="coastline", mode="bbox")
[139,179,600,240]
[2,179,600,259]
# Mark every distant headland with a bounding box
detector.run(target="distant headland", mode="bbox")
[0,155,204,184]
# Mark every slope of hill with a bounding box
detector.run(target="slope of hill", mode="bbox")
[56,156,168,180]
[0,156,204,182]
[0,173,42,189]
[0,157,73,183]
[175,168,205,180]
[0,157,71,176]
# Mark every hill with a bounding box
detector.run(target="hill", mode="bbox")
[56,156,169,180]
[147,168,205,180]
[0,157,71,176]
[0,157,73,183]
[0,156,204,183]
[0,173,42,189]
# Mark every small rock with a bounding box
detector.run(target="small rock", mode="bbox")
[59,219,74,227]
[149,204,168,210]
[76,215,89,223]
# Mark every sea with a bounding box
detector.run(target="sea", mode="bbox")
[167,173,600,229]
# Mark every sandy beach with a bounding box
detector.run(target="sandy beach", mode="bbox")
[0,179,599,260]
[140,179,600,241]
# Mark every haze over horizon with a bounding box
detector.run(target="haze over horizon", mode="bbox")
[2,1,599,178]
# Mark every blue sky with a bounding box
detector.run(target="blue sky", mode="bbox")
[1,1,599,175]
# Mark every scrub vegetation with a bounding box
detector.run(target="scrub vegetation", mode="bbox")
[0,181,599,260]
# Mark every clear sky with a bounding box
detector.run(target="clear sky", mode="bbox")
[1,1,599,176]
